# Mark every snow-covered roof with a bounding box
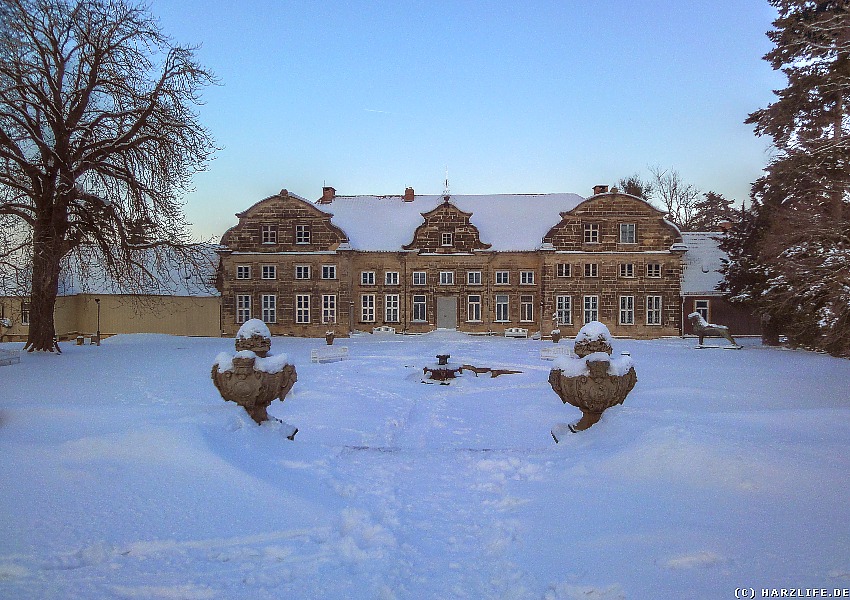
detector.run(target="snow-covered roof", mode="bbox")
[681,232,727,296]
[318,193,586,251]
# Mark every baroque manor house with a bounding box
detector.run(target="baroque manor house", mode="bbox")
[216,185,688,339]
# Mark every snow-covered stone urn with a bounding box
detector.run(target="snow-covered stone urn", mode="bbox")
[549,321,637,435]
[212,319,298,430]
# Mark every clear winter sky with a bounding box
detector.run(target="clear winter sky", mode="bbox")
[148,0,784,240]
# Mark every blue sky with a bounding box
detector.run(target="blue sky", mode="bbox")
[149,0,783,239]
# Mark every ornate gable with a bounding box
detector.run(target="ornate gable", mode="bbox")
[220,189,348,252]
[543,192,681,252]
[402,198,492,253]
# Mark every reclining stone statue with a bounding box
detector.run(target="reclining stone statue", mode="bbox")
[688,312,740,348]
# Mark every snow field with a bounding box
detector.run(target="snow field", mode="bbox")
[1,332,849,599]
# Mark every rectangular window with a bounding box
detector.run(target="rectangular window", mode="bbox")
[385,294,399,323]
[295,265,311,280]
[467,271,482,285]
[557,263,571,278]
[385,271,399,286]
[556,295,572,325]
[647,295,662,325]
[361,271,375,285]
[619,295,635,325]
[322,265,336,280]
[441,232,453,246]
[412,295,427,322]
[584,223,599,244]
[584,263,598,278]
[619,263,635,278]
[236,265,251,280]
[467,294,482,322]
[322,294,336,324]
[695,299,710,321]
[520,271,535,285]
[261,225,277,244]
[495,270,509,285]
[619,223,636,244]
[495,294,509,322]
[261,265,276,280]
[646,263,662,278]
[21,301,31,325]
[295,294,310,324]
[520,295,534,322]
[236,295,251,323]
[583,295,599,324]
[295,224,311,244]
[261,294,277,323]
[439,271,454,285]
[412,271,427,286]
[361,294,375,322]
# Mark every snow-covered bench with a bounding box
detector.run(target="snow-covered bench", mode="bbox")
[310,346,349,363]
[540,345,572,361]
[504,327,528,338]
[0,349,21,366]
[372,326,396,335]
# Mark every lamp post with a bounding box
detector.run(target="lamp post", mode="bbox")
[95,298,101,346]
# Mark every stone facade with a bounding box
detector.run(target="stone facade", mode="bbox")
[217,187,686,339]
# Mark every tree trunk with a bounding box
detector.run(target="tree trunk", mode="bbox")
[24,222,64,353]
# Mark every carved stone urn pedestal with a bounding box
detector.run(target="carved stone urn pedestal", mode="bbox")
[212,319,298,436]
[549,321,637,438]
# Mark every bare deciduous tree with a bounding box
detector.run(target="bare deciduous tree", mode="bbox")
[0,0,216,351]
[649,166,700,230]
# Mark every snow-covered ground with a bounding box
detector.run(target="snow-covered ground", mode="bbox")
[1,332,849,599]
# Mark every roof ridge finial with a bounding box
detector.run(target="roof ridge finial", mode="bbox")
[443,166,450,202]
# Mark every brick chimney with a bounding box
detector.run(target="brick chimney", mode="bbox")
[403,187,415,202]
[319,186,335,204]
[593,185,609,195]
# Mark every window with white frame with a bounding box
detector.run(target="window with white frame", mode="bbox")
[361,294,375,322]
[361,271,375,285]
[295,265,311,280]
[695,299,710,321]
[584,263,599,277]
[467,271,482,285]
[619,263,635,278]
[441,232,453,246]
[467,294,482,322]
[322,294,336,324]
[20,300,30,325]
[583,295,599,323]
[261,225,277,244]
[261,265,276,280]
[495,270,509,285]
[619,223,636,244]
[495,294,509,322]
[646,295,662,325]
[261,294,277,323]
[295,224,311,244]
[520,271,535,285]
[439,271,454,285]
[412,295,427,321]
[520,295,534,322]
[321,265,336,280]
[385,271,399,286]
[412,271,426,286]
[584,223,599,244]
[295,294,310,324]
[557,263,571,278]
[236,294,251,323]
[556,295,572,325]
[619,295,635,325]
[646,263,662,278]
[385,294,399,323]
[236,265,251,280]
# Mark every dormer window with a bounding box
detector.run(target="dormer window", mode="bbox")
[295,224,311,244]
[261,225,277,244]
[583,223,599,244]
[619,223,636,244]
[441,232,453,247]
